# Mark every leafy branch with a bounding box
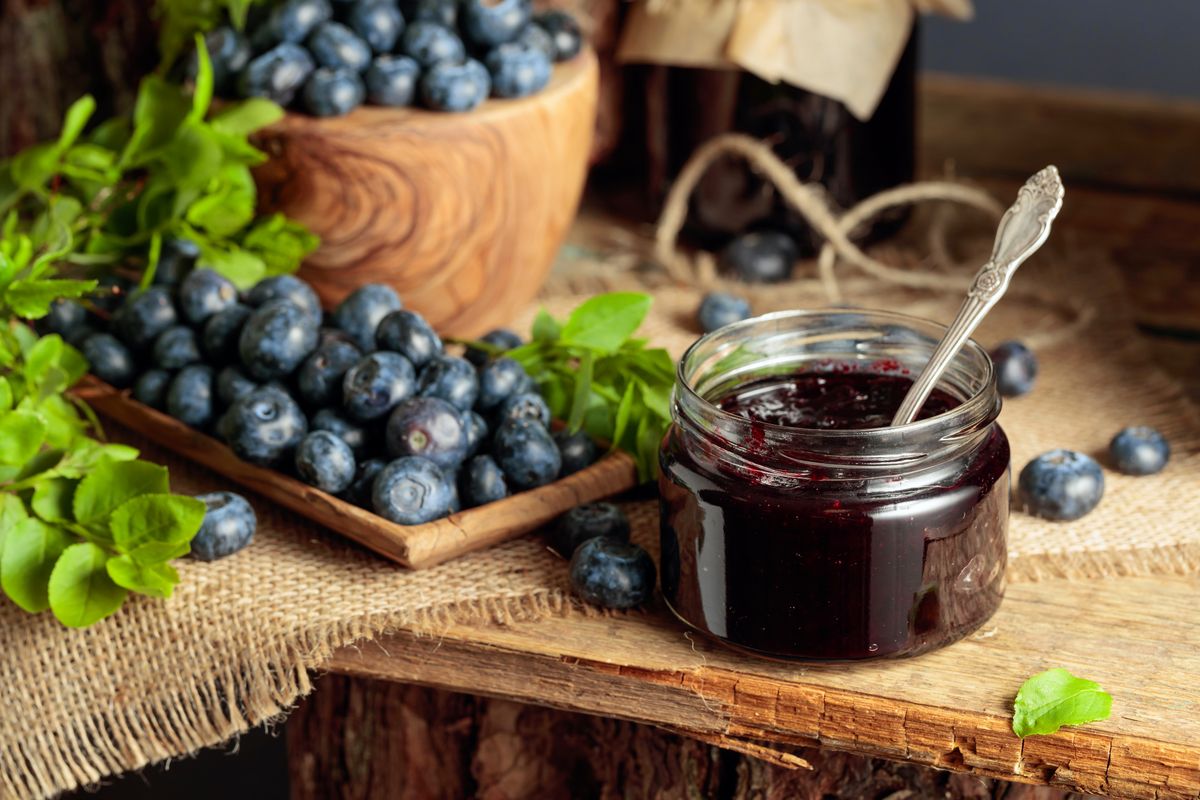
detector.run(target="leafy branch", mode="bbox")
[502,293,675,482]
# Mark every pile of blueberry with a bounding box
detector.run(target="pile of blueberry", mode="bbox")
[49,244,599,527]
[195,0,583,116]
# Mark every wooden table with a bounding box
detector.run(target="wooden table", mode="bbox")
[287,77,1200,800]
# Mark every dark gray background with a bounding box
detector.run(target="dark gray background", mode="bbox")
[922,0,1200,99]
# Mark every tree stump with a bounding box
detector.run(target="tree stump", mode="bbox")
[287,675,1100,800]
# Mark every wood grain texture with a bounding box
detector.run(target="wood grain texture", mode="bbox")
[252,50,599,338]
[287,677,1078,800]
[329,575,1200,799]
[74,377,637,569]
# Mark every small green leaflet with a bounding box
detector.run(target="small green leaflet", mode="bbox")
[107,555,179,599]
[109,494,206,552]
[73,459,171,528]
[1012,668,1113,738]
[0,410,46,464]
[48,542,128,627]
[560,293,652,354]
[1,518,68,613]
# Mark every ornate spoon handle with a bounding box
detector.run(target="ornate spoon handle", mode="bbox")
[890,166,1065,427]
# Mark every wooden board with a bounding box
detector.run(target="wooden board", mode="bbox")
[75,377,638,569]
[329,575,1200,800]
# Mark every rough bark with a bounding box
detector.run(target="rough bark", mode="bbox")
[287,675,1102,800]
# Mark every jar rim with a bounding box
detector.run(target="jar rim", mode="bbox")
[675,308,999,447]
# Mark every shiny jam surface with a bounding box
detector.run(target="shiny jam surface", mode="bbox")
[659,369,1009,661]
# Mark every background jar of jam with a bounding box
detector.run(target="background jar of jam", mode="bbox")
[659,310,1009,661]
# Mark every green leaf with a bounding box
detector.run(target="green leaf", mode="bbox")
[107,554,179,599]
[57,96,96,151]
[9,144,59,194]
[109,493,206,552]
[0,377,12,412]
[611,381,635,449]
[0,410,46,464]
[52,440,139,479]
[5,278,97,319]
[1,518,67,613]
[72,459,170,527]
[560,293,651,353]
[567,351,593,433]
[211,98,284,137]
[189,34,214,123]
[122,75,192,167]
[31,394,89,448]
[634,412,663,483]
[0,493,29,562]
[637,378,672,422]
[239,214,319,276]
[186,164,256,237]
[531,309,561,343]
[48,542,127,627]
[160,121,224,191]
[31,478,77,523]
[197,244,266,288]
[129,539,191,565]
[1012,668,1113,738]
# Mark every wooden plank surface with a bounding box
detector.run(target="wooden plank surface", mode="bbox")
[329,575,1200,799]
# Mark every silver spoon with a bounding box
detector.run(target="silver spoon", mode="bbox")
[890,166,1066,427]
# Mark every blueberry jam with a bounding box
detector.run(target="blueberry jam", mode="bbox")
[660,368,1009,661]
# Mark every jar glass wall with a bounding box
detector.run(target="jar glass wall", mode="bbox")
[658,310,1010,661]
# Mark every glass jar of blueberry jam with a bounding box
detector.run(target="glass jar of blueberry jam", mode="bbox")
[659,310,1009,661]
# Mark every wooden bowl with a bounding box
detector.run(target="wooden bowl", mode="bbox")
[252,49,599,338]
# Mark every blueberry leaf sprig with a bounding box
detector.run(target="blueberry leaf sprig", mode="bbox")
[0,322,205,628]
[157,0,269,69]
[0,35,318,291]
[1011,668,1113,738]
[501,293,675,482]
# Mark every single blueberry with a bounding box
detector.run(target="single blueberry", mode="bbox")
[718,231,798,283]
[311,407,370,459]
[459,454,508,508]
[253,0,333,47]
[1109,426,1170,476]
[152,237,201,287]
[298,339,363,407]
[385,396,469,469]
[551,502,629,557]
[246,275,322,320]
[461,0,530,48]
[514,23,555,61]
[417,354,479,410]
[465,328,523,366]
[492,418,561,489]
[400,0,456,27]
[419,58,490,112]
[697,292,751,333]
[178,268,239,326]
[190,492,257,561]
[342,457,386,507]
[346,0,405,53]
[307,21,373,73]
[132,369,172,410]
[331,283,403,351]
[166,365,216,429]
[372,456,453,524]
[303,66,367,116]
[238,43,315,105]
[36,299,86,337]
[461,409,488,456]
[113,287,178,350]
[553,429,597,477]
[343,351,417,420]
[295,430,357,493]
[81,333,136,388]
[399,21,465,68]
[238,299,321,381]
[152,325,202,369]
[364,55,421,106]
[990,340,1038,397]
[216,366,258,407]
[186,26,252,93]
[485,42,551,99]
[1018,449,1105,522]
[374,309,442,367]
[494,390,551,427]
[535,10,582,61]
[568,537,655,609]
[220,385,309,465]
[476,357,528,409]
[201,303,253,363]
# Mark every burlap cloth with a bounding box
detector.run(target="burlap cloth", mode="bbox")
[2,225,1198,799]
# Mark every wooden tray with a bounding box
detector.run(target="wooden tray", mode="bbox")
[74,378,639,569]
